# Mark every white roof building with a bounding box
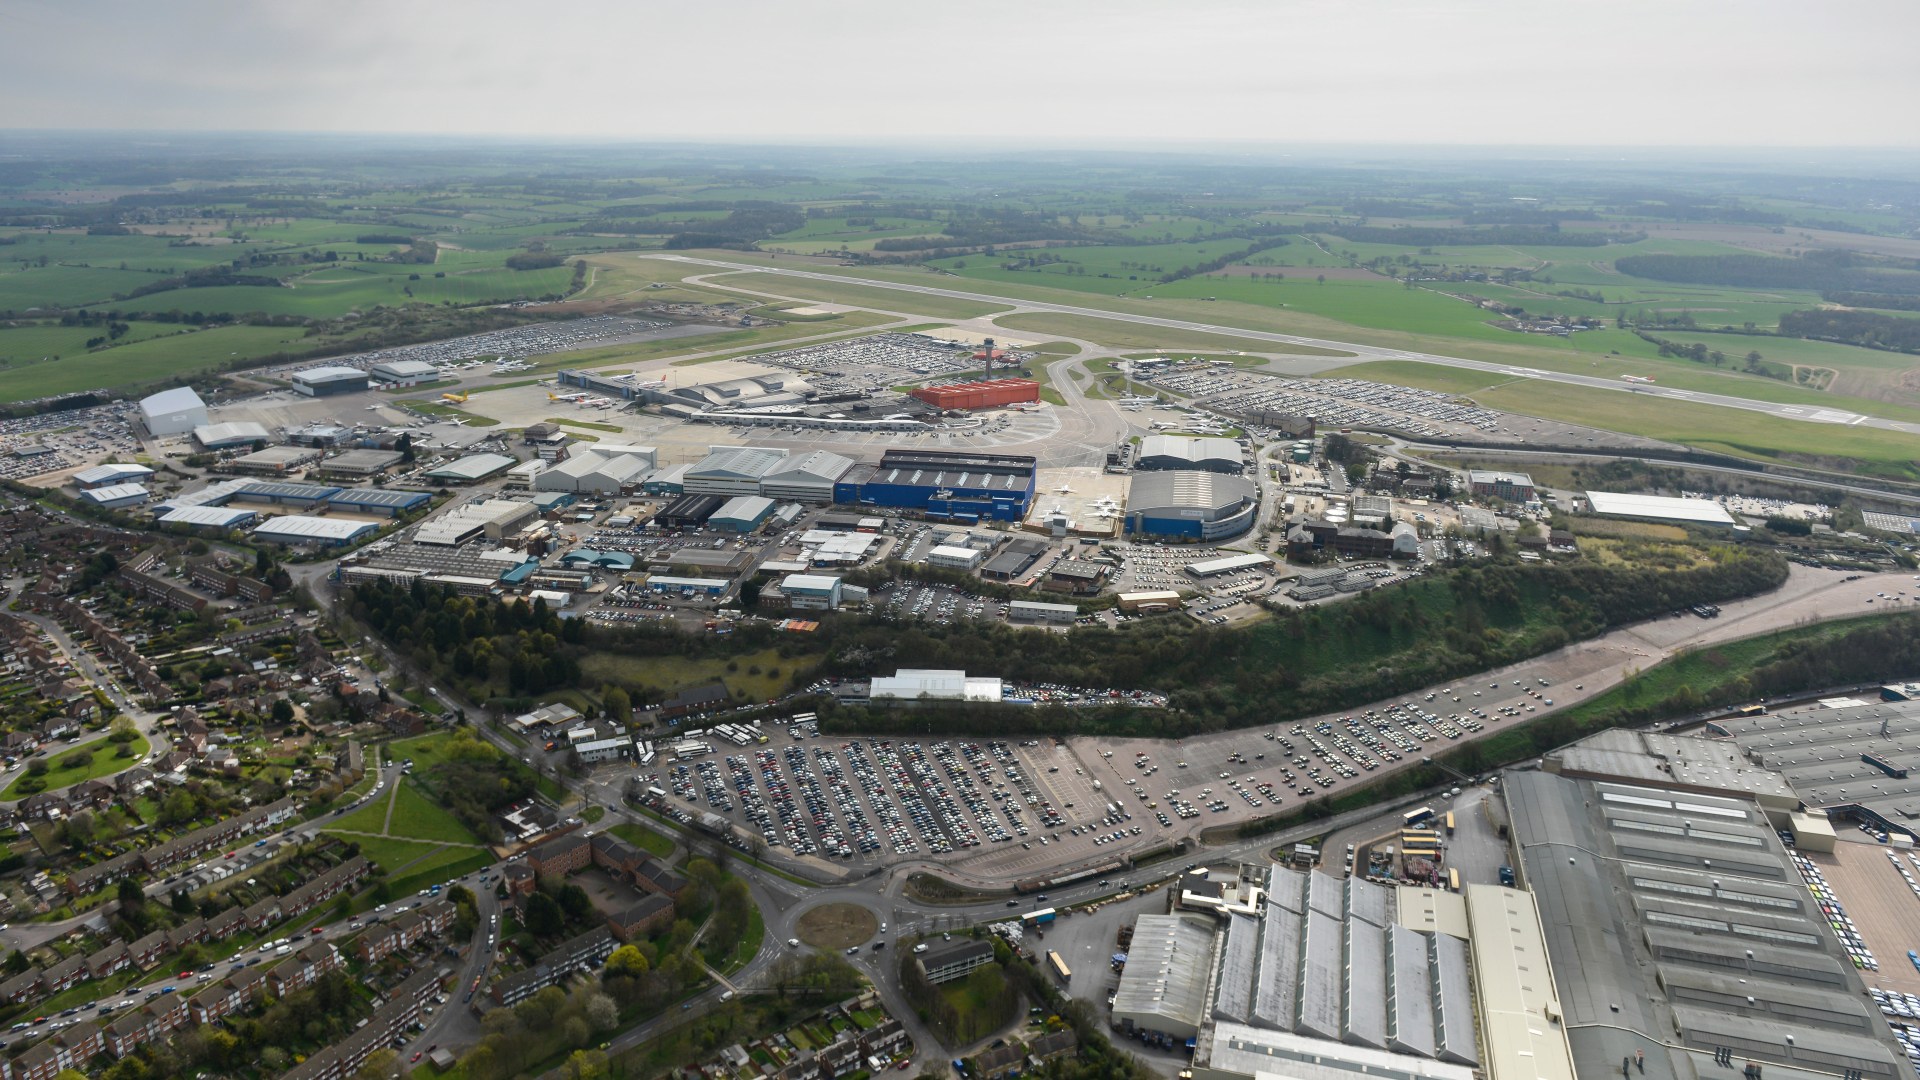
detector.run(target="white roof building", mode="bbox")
[79,483,150,508]
[369,359,440,383]
[760,450,856,501]
[1111,913,1218,1040]
[73,463,154,489]
[534,450,651,494]
[137,387,208,437]
[1583,490,1737,528]
[425,453,517,482]
[251,515,379,546]
[158,506,259,530]
[1135,434,1244,473]
[193,421,273,450]
[869,669,1002,703]
[683,446,789,496]
[415,499,536,546]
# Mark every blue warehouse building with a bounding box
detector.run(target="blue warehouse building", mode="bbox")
[1125,470,1259,541]
[834,449,1036,523]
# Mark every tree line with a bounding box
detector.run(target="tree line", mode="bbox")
[1616,250,1920,295]
[1779,308,1920,354]
[1317,223,1624,247]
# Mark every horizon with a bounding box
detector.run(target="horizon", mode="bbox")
[7,0,1919,149]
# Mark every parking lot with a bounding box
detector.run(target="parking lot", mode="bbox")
[2,401,142,483]
[267,315,679,380]
[1142,368,1507,439]
[746,334,1037,399]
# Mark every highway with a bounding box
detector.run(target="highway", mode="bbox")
[647,253,1920,439]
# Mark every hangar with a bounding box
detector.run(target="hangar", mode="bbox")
[684,446,789,496]
[137,387,208,437]
[835,449,1037,523]
[1126,471,1258,541]
[660,373,811,410]
[760,451,856,502]
[369,359,441,386]
[1135,435,1243,473]
[290,366,370,397]
[534,450,651,494]
[425,453,517,484]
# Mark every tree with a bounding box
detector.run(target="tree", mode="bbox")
[171,888,194,915]
[271,698,295,725]
[604,944,650,978]
[25,759,47,777]
[601,685,631,726]
[354,1048,398,1080]
[117,877,145,911]
[524,891,564,937]
[584,992,618,1032]
[562,1049,609,1080]
[3,949,28,976]
[557,883,592,920]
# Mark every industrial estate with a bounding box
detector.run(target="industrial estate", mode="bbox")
[0,132,1918,1080]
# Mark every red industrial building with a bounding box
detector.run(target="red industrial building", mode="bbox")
[910,378,1040,411]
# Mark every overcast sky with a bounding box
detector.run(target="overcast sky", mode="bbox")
[7,0,1918,147]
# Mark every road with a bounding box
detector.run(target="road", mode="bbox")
[647,253,1920,439]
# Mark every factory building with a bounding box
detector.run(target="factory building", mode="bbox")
[136,387,208,437]
[1117,590,1182,613]
[368,359,441,386]
[760,451,856,502]
[683,446,789,497]
[639,576,729,599]
[290,366,371,397]
[1007,600,1077,625]
[835,449,1037,523]
[1113,914,1217,1041]
[910,379,1040,411]
[1504,755,1906,1080]
[710,495,774,533]
[1134,435,1244,473]
[193,422,273,450]
[415,500,537,546]
[73,463,154,490]
[1125,471,1258,541]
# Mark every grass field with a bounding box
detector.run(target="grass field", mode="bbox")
[994,311,1346,355]
[795,903,877,949]
[345,835,441,874]
[0,323,308,400]
[1,733,148,798]
[579,647,812,705]
[698,271,1010,321]
[610,821,675,857]
[387,847,491,897]
[387,780,484,845]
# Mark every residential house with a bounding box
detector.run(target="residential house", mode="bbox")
[607,893,675,941]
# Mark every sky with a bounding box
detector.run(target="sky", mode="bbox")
[7,0,1919,147]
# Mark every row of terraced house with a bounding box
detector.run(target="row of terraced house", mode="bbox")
[61,795,300,897]
[1,942,342,1080]
[284,967,442,1080]
[1,856,369,1016]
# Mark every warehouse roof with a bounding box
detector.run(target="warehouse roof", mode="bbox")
[291,365,367,384]
[1584,490,1736,526]
[1468,470,1534,487]
[426,453,516,481]
[327,488,431,512]
[762,450,856,486]
[319,449,404,473]
[370,359,440,379]
[80,483,148,504]
[74,463,154,486]
[158,506,257,529]
[253,516,378,543]
[1505,765,1904,1080]
[194,421,273,446]
[870,669,1001,702]
[713,495,774,521]
[780,574,841,594]
[687,446,789,481]
[1111,913,1215,1035]
[1185,551,1270,576]
[1202,1024,1475,1080]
